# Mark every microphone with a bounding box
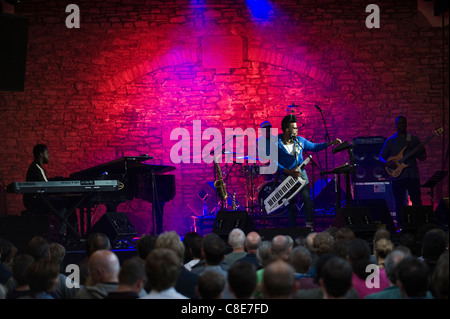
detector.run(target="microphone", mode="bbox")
[314,105,323,113]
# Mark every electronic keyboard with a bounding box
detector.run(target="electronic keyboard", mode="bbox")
[263,156,311,214]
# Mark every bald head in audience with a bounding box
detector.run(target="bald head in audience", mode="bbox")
[88,250,120,285]
[270,235,291,261]
[262,260,296,299]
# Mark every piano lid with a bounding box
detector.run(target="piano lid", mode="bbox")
[70,156,175,178]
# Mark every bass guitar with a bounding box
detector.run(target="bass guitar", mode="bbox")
[385,127,443,178]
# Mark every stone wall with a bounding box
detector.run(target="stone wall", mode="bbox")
[1,0,448,236]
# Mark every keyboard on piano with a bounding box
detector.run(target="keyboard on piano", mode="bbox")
[7,180,119,194]
[263,156,311,215]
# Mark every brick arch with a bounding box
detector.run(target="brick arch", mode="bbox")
[247,47,335,89]
[96,46,334,93]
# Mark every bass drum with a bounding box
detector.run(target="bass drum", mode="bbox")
[257,181,288,215]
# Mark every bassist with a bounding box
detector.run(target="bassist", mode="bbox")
[379,116,427,230]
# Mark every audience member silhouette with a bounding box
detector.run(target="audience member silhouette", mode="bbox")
[289,245,318,290]
[182,231,202,264]
[22,259,60,299]
[24,235,78,299]
[6,254,34,299]
[184,236,202,271]
[136,234,157,260]
[106,257,147,299]
[347,238,389,298]
[78,232,111,285]
[75,249,120,299]
[420,228,447,283]
[262,260,296,299]
[155,230,199,299]
[191,232,229,276]
[196,269,225,299]
[319,256,353,299]
[396,256,431,299]
[141,248,188,299]
[49,242,66,272]
[224,228,247,266]
[374,238,394,269]
[365,248,411,299]
[431,251,449,299]
[236,231,262,269]
[0,238,16,285]
[294,253,359,299]
[227,261,257,299]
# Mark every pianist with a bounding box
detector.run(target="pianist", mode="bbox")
[23,144,50,213]
[23,144,69,239]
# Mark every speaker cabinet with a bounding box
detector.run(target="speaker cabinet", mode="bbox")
[0,216,49,252]
[401,205,434,233]
[352,136,389,182]
[87,212,137,244]
[0,13,29,91]
[354,182,395,213]
[212,211,255,240]
[333,207,377,235]
[257,227,311,241]
[352,198,396,233]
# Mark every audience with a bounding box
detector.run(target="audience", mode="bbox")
[75,249,120,299]
[236,231,262,269]
[6,254,34,299]
[23,259,60,299]
[262,260,296,299]
[49,242,66,272]
[289,245,318,290]
[136,234,157,260]
[141,248,188,299]
[196,269,225,299]
[0,220,447,301]
[182,231,202,264]
[106,257,147,299]
[21,235,78,299]
[155,230,199,299]
[78,232,111,285]
[184,236,202,271]
[191,232,228,276]
[347,238,389,298]
[365,248,411,299]
[294,253,359,299]
[227,261,257,299]
[431,251,449,299]
[420,228,447,283]
[319,256,353,299]
[224,228,247,266]
[0,238,16,285]
[396,256,431,299]
[374,238,394,269]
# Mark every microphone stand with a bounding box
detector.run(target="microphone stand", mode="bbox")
[318,108,331,173]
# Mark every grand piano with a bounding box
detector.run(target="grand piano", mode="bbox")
[69,156,176,235]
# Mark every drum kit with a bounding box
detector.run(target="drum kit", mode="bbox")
[220,152,288,216]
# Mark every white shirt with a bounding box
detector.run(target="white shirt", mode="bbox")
[140,287,189,299]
